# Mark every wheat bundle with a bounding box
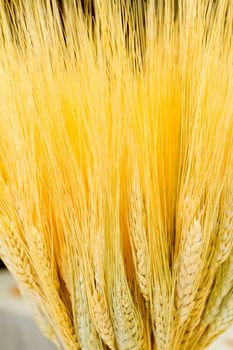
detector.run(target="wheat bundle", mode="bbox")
[0,0,232,349]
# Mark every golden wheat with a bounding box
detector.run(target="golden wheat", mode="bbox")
[0,0,232,349]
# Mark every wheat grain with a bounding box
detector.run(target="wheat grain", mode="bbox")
[177,218,203,324]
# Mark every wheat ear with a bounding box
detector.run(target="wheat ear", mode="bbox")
[129,176,149,302]
[181,274,214,350]
[0,215,38,290]
[112,278,145,350]
[198,290,233,350]
[29,226,78,350]
[176,218,203,324]
[89,226,116,349]
[215,184,233,265]
[90,289,116,350]
[152,285,172,349]
[75,269,104,350]
[29,227,60,290]
[201,253,233,327]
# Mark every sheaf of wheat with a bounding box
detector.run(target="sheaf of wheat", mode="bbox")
[0,0,232,349]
